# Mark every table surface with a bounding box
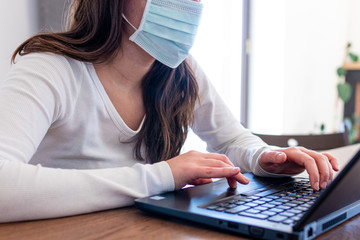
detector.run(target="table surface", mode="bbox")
[1,144,359,240]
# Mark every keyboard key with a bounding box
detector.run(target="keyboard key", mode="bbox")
[253,200,266,205]
[280,212,295,217]
[236,201,246,205]
[268,215,288,222]
[283,196,296,200]
[239,212,269,219]
[268,208,284,213]
[254,206,268,211]
[224,205,250,214]
[302,203,312,208]
[259,197,273,202]
[261,211,277,216]
[262,203,276,208]
[245,203,258,207]
[288,209,302,214]
[266,195,280,199]
[245,209,261,214]
[277,205,291,210]
[294,206,308,212]
[284,203,297,207]
[291,216,302,221]
[249,196,260,200]
[283,219,295,225]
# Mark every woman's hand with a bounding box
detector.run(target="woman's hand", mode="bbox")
[258,147,339,190]
[167,151,249,190]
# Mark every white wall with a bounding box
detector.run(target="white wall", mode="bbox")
[0,1,39,81]
[249,0,360,135]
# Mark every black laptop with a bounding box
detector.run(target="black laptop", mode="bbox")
[135,149,360,240]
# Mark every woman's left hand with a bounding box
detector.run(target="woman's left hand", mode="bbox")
[258,147,339,190]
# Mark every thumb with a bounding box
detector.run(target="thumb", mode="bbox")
[260,151,287,164]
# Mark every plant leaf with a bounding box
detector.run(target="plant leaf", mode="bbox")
[337,83,352,103]
[320,123,325,132]
[349,52,359,62]
[337,67,347,77]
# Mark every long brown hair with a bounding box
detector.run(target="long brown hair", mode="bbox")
[12,0,198,163]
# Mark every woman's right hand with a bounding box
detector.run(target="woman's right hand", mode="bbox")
[166,151,249,190]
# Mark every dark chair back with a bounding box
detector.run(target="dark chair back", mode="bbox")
[253,131,349,151]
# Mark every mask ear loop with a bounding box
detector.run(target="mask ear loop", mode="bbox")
[122,14,137,31]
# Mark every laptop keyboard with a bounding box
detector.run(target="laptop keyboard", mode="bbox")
[205,179,321,225]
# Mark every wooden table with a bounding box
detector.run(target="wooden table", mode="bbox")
[1,144,359,240]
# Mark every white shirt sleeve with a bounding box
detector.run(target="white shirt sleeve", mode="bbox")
[0,53,174,223]
[187,56,275,176]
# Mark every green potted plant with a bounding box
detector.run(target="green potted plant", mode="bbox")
[336,43,359,143]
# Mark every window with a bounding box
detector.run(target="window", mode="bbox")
[183,1,243,153]
[248,0,360,135]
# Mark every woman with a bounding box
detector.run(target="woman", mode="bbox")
[0,0,337,223]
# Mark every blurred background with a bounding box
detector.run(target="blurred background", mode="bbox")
[1,0,359,152]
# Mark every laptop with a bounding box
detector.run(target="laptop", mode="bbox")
[135,149,360,240]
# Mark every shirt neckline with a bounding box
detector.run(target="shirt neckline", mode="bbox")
[86,63,146,138]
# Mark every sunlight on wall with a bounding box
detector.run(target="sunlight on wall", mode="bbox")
[183,1,243,153]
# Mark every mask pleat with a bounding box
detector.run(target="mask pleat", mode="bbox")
[142,22,195,46]
[146,14,198,34]
[149,4,202,25]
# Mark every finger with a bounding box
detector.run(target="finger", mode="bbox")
[195,159,233,168]
[199,166,239,178]
[301,149,330,189]
[233,172,250,185]
[227,177,237,188]
[203,153,235,167]
[198,167,249,184]
[327,158,333,186]
[321,154,333,187]
[322,152,339,171]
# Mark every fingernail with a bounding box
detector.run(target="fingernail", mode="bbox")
[321,181,327,189]
[314,182,320,190]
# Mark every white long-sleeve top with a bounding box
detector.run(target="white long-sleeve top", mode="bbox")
[0,53,271,223]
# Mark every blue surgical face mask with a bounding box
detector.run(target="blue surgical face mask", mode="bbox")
[122,0,203,68]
